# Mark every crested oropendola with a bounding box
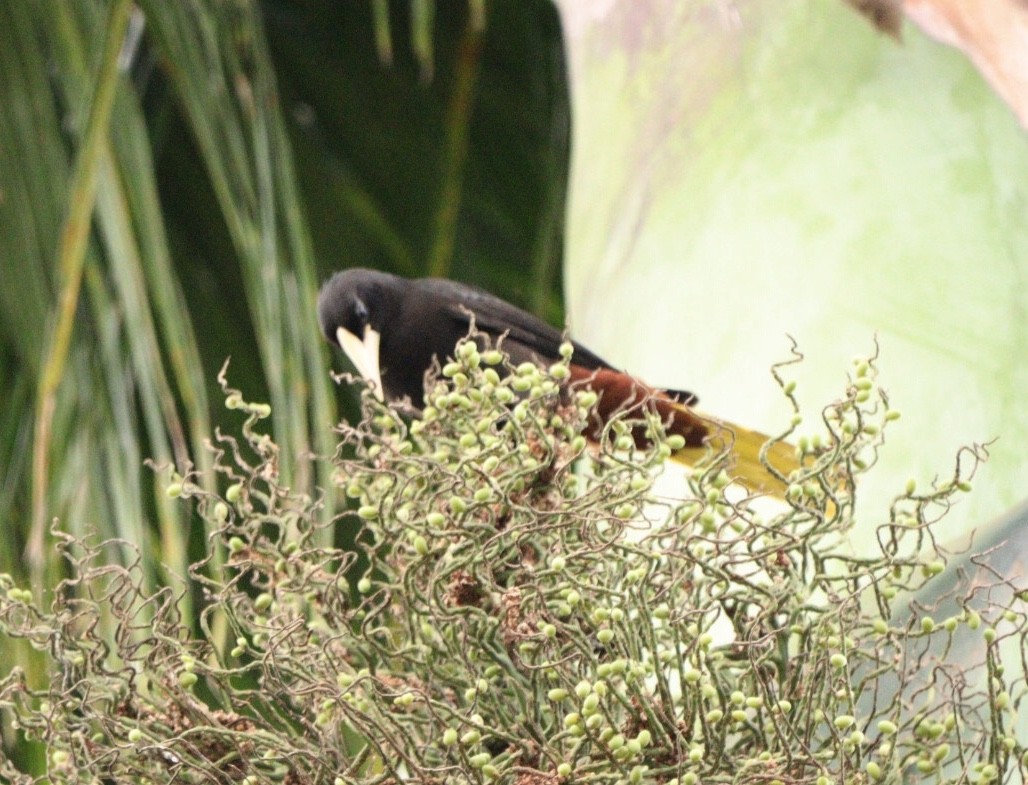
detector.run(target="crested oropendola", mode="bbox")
[317,268,798,495]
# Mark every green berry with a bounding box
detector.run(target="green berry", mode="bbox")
[833,715,855,730]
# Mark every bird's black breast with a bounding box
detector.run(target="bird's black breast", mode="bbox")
[375,284,471,404]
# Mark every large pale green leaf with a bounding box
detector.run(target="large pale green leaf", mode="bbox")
[558,0,1028,544]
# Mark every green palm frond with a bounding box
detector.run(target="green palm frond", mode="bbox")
[0,8,567,770]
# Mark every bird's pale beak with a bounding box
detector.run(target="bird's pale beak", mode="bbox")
[337,325,384,401]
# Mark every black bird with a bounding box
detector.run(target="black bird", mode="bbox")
[317,268,797,494]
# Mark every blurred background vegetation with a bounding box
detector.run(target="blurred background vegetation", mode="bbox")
[0,2,566,597]
[1,0,566,765]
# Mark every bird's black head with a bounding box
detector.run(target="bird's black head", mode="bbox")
[317,268,405,400]
[317,268,391,346]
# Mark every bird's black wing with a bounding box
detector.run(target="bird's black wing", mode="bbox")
[415,278,612,371]
[413,277,698,404]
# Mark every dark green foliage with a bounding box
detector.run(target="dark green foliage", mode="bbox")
[0,7,568,765]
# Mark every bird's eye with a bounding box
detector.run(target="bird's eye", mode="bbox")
[352,298,369,327]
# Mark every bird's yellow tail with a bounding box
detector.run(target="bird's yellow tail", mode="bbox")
[568,368,798,498]
[670,417,799,499]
